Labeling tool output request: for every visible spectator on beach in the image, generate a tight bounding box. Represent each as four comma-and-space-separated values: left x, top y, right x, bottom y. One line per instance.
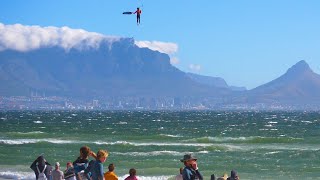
227, 170, 239, 180
90, 149, 109, 180
217, 173, 228, 180
73, 146, 97, 180
52, 162, 64, 180
104, 163, 118, 180
180, 154, 203, 180
64, 162, 76, 180
30, 154, 53, 180
124, 168, 138, 180
175, 167, 183, 180
210, 173, 215, 180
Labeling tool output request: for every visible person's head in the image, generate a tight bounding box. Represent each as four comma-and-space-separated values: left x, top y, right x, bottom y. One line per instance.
129, 168, 136, 176
97, 149, 108, 163
230, 170, 239, 179
180, 154, 197, 167
80, 146, 91, 159
230, 170, 237, 178
108, 163, 115, 172
37, 155, 46, 166
137, 7, 139, 10
66, 162, 73, 168
55, 162, 60, 170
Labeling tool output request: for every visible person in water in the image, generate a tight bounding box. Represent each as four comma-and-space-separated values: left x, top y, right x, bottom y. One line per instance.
133, 7, 142, 25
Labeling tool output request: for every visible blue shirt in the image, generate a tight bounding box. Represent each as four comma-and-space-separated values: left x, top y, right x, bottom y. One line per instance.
182, 166, 203, 180
90, 160, 104, 180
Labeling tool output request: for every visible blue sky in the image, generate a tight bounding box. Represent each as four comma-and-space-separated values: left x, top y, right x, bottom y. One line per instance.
1, 0, 320, 89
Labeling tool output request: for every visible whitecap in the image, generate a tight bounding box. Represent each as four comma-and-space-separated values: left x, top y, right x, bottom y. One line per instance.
301, 120, 312, 124
268, 121, 278, 124
265, 151, 281, 155
0, 171, 35, 180
16, 131, 44, 135
160, 134, 182, 138
118, 175, 174, 180
33, 121, 42, 124
113, 150, 181, 156
198, 150, 209, 154
0, 138, 83, 145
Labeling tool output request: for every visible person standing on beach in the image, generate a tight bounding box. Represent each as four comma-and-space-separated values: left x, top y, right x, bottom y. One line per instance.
227, 170, 239, 180
64, 162, 76, 180
30, 155, 52, 180
73, 146, 97, 180
90, 150, 109, 180
124, 168, 138, 180
104, 163, 118, 180
180, 154, 203, 180
52, 162, 64, 180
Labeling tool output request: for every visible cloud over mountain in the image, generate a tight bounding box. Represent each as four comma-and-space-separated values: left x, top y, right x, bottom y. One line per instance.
0, 23, 121, 52
189, 64, 201, 72
134, 40, 178, 55
0, 23, 181, 57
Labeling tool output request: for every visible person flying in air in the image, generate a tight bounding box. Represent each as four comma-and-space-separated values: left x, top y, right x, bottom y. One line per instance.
133, 7, 142, 25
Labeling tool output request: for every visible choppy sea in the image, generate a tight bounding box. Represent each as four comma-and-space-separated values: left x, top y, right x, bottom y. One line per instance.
0, 110, 320, 180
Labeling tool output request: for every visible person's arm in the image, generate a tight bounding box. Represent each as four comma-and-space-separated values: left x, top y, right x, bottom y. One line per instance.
98, 163, 104, 180
30, 159, 37, 171
195, 170, 203, 180
133, 10, 137, 14
191, 162, 203, 180
90, 151, 97, 160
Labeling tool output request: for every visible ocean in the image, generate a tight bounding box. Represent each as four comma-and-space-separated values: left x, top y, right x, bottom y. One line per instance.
0, 110, 319, 180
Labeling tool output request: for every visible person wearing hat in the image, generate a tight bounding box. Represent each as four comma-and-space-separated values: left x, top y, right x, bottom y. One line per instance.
180, 154, 203, 180
52, 162, 64, 180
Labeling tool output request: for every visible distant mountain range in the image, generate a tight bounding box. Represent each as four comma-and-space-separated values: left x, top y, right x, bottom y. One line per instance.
246, 60, 320, 104
186, 73, 246, 91
0, 38, 229, 98
1, 24, 320, 107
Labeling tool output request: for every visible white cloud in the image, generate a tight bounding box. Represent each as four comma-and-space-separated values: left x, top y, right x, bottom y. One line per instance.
134, 40, 178, 55
0, 23, 182, 66
189, 64, 201, 72
0, 23, 120, 52
170, 57, 180, 65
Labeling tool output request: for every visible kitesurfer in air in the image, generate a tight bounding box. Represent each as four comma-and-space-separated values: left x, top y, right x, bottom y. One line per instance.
133, 7, 142, 25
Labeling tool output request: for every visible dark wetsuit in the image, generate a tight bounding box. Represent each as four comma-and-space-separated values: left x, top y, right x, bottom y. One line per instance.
134, 9, 142, 24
